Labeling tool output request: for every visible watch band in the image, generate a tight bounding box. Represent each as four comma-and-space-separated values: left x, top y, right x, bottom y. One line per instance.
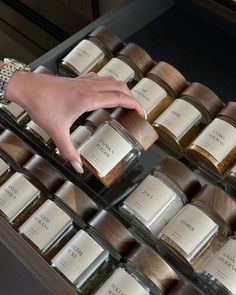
0, 58, 30, 105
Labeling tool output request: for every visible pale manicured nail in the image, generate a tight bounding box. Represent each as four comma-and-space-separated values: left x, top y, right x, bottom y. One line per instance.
70, 160, 84, 174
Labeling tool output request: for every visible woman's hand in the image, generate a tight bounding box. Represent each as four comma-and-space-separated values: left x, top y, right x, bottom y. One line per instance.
6, 71, 144, 173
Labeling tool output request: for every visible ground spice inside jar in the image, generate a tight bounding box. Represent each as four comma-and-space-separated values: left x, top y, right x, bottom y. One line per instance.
186, 102, 236, 175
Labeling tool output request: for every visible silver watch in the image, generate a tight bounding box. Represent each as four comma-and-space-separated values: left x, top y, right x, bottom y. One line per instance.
0, 58, 30, 104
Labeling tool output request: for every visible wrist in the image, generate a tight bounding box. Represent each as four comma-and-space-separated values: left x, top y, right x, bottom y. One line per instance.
6, 70, 33, 106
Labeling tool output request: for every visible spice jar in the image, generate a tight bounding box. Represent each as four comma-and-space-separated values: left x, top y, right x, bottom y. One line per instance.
158, 185, 236, 271
0, 130, 32, 169
97, 43, 154, 88
124, 244, 178, 295
59, 26, 123, 77
94, 266, 150, 295
0, 155, 64, 228
167, 281, 201, 295
0, 102, 30, 127
70, 109, 111, 151
199, 236, 236, 295
51, 210, 136, 294
79, 108, 158, 186
120, 156, 201, 237
131, 62, 188, 123
54, 180, 99, 226
19, 199, 77, 261
0, 157, 14, 185
186, 102, 236, 175
153, 82, 223, 154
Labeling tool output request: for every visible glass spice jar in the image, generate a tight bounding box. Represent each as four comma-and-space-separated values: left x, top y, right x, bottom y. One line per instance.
97, 43, 154, 88
167, 281, 202, 295
19, 199, 77, 261
0, 155, 64, 229
79, 108, 158, 186
120, 156, 201, 237
0, 130, 33, 169
70, 109, 111, 151
0, 102, 30, 127
153, 82, 223, 155
124, 244, 178, 295
54, 180, 99, 227
59, 26, 123, 77
186, 102, 236, 175
199, 236, 236, 295
94, 266, 150, 295
131, 62, 188, 123
51, 210, 137, 295
158, 185, 236, 271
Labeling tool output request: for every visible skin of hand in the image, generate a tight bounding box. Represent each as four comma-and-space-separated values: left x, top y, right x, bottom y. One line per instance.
5, 70, 144, 173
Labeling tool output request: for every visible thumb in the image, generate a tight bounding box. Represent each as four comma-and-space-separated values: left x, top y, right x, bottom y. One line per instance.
52, 129, 84, 174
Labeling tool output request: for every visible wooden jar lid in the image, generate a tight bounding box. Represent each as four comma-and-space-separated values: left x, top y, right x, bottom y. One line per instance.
88, 210, 137, 256
55, 181, 99, 221
117, 43, 154, 76
23, 155, 64, 192
192, 184, 236, 231
217, 101, 236, 123
112, 108, 158, 150
148, 62, 188, 98
167, 281, 201, 295
86, 109, 111, 128
0, 130, 32, 166
181, 82, 223, 121
153, 156, 201, 200
127, 244, 178, 293
89, 25, 123, 55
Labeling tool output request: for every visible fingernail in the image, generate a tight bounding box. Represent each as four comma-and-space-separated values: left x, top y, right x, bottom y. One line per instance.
70, 160, 84, 174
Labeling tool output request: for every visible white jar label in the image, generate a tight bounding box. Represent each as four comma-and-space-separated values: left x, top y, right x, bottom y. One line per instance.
1, 102, 25, 119
95, 267, 149, 295
124, 175, 177, 225
19, 200, 72, 252
80, 124, 132, 177
51, 230, 104, 283
193, 118, 236, 163
154, 99, 202, 140
63, 39, 105, 74
131, 78, 167, 116
160, 204, 218, 257
0, 172, 40, 221
202, 239, 236, 294
27, 121, 51, 143
97, 58, 135, 83
70, 125, 92, 150
0, 158, 9, 177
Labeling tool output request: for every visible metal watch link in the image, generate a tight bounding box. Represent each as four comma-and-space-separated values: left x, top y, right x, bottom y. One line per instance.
0, 58, 31, 104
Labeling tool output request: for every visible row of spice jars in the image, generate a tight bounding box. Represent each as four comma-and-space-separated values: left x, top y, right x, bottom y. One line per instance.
0, 131, 234, 294
118, 156, 236, 275
1, 39, 234, 186
17, 198, 180, 295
